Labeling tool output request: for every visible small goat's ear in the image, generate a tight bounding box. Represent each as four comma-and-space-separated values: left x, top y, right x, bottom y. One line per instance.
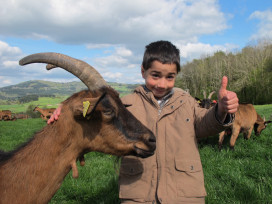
195, 97, 201, 104
73, 96, 102, 118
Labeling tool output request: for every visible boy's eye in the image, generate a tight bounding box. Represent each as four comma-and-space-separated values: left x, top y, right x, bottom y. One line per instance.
151, 73, 160, 78
167, 75, 175, 80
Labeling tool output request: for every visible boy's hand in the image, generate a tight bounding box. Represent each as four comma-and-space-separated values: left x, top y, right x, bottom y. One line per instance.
47, 105, 62, 124
217, 76, 239, 122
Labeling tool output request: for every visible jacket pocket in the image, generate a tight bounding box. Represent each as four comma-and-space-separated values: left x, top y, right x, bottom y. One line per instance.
119, 160, 143, 177
119, 158, 151, 199
175, 159, 207, 197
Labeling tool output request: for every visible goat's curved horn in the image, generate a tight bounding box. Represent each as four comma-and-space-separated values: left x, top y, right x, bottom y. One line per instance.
203, 91, 206, 98
19, 52, 107, 90
208, 91, 215, 99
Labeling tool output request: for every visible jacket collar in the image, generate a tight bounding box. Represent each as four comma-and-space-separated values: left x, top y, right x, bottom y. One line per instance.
135, 85, 187, 108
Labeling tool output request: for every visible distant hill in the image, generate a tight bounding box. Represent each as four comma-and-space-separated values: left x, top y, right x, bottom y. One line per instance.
0, 80, 139, 100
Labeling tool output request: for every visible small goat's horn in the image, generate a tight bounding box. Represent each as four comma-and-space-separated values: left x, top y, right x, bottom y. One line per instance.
203, 91, 206, 98
19, 52, 107, 90
208, 91, 215, 99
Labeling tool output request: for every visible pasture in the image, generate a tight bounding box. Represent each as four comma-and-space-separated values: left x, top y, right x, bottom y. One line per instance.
0, 105, 272, 203
0, 96, 67, 114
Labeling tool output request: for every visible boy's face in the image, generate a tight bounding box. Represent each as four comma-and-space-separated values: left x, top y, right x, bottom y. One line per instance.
141, 60, 177, 99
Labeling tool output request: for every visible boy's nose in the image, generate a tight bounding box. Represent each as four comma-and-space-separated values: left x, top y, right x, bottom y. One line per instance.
157, 78, 167, 88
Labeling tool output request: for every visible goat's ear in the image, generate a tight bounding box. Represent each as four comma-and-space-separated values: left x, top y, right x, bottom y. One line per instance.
195, 97, 201, 103
73, 96, 102, 118
265, 120, 272, 125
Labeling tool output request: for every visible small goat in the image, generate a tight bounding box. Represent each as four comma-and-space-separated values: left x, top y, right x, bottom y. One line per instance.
0, 53, 156, 204
218, 103, 271, 150
33, 106, 56, 120
195, 91, 216, 109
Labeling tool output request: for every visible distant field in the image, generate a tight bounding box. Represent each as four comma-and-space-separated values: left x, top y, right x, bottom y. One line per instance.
0, 83, 136, 114
0, 96, 68, 113
0, 105, 272, 203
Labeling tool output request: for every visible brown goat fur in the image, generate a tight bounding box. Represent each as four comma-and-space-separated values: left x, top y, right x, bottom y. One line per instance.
0, 87, 156, 203
218, 103, 271, 150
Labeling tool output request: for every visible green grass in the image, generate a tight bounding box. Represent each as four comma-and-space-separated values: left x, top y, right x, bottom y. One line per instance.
0, 118, 46, 151
0, 96, 68, 113
50, 153, 120, 204
0, 105, 272, 203
199, 104, 272, 203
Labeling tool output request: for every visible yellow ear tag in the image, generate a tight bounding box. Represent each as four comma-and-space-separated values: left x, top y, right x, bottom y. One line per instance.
83, 101, 91, 117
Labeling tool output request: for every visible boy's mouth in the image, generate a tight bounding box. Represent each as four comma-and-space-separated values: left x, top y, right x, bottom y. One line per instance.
155, 88, 167, 95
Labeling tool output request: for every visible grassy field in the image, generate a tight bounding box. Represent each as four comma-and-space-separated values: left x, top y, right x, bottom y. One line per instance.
0, 96, 68, 113
0, 105, 272, 203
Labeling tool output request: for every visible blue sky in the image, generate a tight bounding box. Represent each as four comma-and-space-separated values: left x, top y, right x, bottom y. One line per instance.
0, 0, 271, 87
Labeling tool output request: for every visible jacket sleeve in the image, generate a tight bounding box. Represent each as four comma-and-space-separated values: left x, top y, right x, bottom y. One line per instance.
192, 97, 233, 139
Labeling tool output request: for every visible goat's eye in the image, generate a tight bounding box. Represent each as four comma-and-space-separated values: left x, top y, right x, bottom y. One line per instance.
103, 109, 114, 117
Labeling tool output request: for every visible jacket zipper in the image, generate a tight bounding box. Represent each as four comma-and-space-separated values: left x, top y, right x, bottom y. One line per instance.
156, 105, 162, 203
158, 107, 162, 116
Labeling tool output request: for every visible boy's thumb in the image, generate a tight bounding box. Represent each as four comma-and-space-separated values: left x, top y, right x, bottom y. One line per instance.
218, 76, 228, 99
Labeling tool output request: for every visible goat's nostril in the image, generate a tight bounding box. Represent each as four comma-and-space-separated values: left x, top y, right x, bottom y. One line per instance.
149, 137, 156, 143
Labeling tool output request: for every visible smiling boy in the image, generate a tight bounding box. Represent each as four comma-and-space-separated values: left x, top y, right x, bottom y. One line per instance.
118, 40, 238, 203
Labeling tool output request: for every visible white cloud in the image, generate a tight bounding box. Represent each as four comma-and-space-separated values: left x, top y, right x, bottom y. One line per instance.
0, 0, 227, 44
3, 60, 18, 67
0, 76, 16, 87
86, 44, 112, 49
249, 9, 272, 40
0, 0, 236, 87
178, 42, 238, 62
94, 46, 136, 68
2, 79, 12, 86
115, 47, 132, 57
103, 72, 123, 79
0, 41, 22, 58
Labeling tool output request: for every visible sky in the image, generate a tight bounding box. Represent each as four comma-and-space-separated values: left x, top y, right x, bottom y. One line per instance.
0, 0, 272, 88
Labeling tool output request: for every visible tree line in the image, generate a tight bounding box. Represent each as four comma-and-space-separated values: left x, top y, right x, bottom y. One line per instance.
18, 94, 56, 104
175, 40, 272, 105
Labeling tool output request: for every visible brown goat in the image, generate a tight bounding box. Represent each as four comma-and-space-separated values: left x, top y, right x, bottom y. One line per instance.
13, 114, 29, 120
0, 110, 12, 121
218, 103, 272, 150
33, 106, 56, 120
0, 53, 156, 204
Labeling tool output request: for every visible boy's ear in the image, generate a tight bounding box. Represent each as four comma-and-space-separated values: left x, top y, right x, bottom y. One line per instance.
73, 96, 102, 118
141, 66, 145, 78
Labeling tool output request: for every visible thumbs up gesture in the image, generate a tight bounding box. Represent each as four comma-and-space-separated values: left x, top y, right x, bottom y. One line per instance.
217, 76, 239, 122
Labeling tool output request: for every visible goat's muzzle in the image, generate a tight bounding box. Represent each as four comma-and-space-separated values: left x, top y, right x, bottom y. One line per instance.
133, 133, 156, 158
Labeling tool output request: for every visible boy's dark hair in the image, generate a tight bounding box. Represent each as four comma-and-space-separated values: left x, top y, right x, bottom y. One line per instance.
142, 40, 180, 72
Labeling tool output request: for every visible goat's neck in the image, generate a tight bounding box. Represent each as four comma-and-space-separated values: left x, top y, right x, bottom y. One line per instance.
0, 120, 84, 204
37, 107, 48, 115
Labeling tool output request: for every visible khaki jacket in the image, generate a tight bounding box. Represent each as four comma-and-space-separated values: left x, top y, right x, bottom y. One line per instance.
119, 86, 231, 204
